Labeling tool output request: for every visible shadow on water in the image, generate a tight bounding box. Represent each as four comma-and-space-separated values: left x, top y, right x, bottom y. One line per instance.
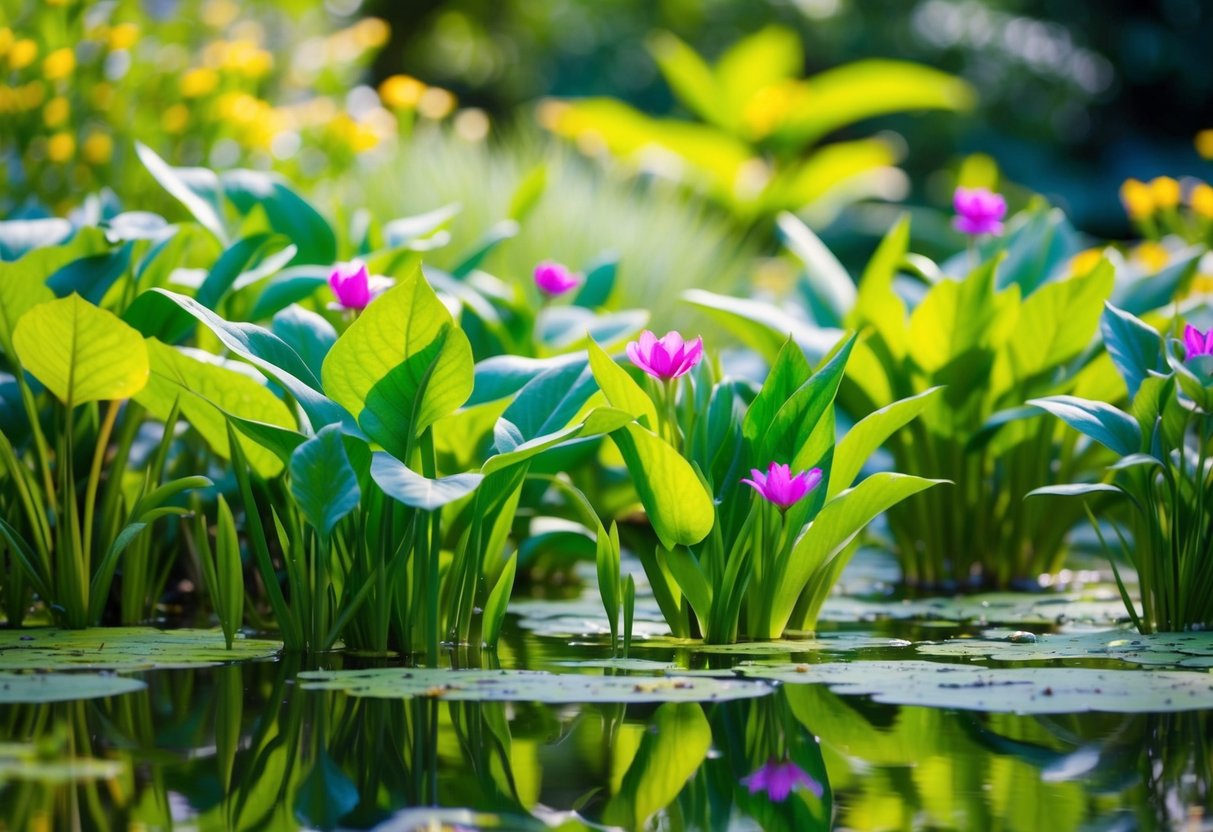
0, 628, 1210, 830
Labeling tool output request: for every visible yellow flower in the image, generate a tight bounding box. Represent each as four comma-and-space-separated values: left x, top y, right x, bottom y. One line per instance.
0, 28, 13, 59
9, 39, 38, 71
1150, 176, 1181, 210
107, 23, 140, 52
1120, 178, 1154, 220
1134, 242, 1170, 273
222, 40, 273, 78
1192, 183, 1213, 220
1068, 247, 1107, 277
161, 104, 189, 134
180, 67, 219, 98
354, 18, 391, 49
42, 48, 76, 81
46, 132, 76, 163
82, 131, 113, 165
417, 87, 456, 120
43, 96, 70, 127
1198, 130, 1213, 161
379, 74, 425, 110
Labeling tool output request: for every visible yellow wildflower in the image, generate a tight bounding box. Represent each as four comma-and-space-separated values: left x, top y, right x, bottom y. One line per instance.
1192, 183, 1213, 220
379, 75, 425, 110
1134, 242, 1170, 273
42, 48, 76, 81
43, 96, 70, 127
107, 23, 140, 52
180, 67, 219, 98
0, 28, 13, 59
161, 104, 189, 134
47, 132, 76, 163
1198, 130, 1213, 161
82, 131, 113, 165
354, 18, 391, 49
1120, 179, 1154, 220
9, 39, 38, 71
1150, 176, 1181, 210
417, 87, 456, 120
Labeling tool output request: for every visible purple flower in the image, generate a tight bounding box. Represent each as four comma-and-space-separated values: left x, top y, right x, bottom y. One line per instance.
329, 260, 373, 310
953, 187, 1007, 236
741, 759, 823, 803
533, 260, 580, 297
626, 330, 703, 381
1185, 324, 1213, 359
742, 463, 822, 510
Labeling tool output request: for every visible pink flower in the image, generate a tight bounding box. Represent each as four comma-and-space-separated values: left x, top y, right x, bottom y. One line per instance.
533, 260, 580, 297
953, 187, 1007, 236
741, 759, 823, 803
625, 330, 703, 381
1184, 324, 1213, 359
742, 462, 822, 510
329, 260, 373, 310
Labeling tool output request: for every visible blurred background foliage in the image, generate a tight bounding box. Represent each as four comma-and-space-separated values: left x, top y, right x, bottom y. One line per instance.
2, 0, 1212, 302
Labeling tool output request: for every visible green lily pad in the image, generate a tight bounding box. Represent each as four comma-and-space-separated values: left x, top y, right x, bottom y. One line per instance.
819, 591, 1130, 627
634, 634, 912, 655
298, 668, 772, 703
552, 658, 680, 671
0, 672, 145, 703
0, 628, 281, 671
916, 628, 1213, 667
736, 660, 1213, 713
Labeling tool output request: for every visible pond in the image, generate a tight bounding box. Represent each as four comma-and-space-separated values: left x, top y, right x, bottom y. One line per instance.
0, 553, 1203, 831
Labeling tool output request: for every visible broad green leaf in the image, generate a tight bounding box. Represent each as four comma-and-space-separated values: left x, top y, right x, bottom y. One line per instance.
483, 407, 633, 475
850, 216, 910, 359
682, 288, 842, 365
470, 353, 585, 406
588, 339, 657, 428
494, 359, 597, 451
536, 306, 648, 351
1100, 302, 1162, 398
762, 138, 898, 213
135, 341, 295, 477
762, 334, 855, 465
46, 243, 132, 305
290, 425, 361, 538
370, 452, 482, 510
610, 423, 714, 549
222, 169, 336, 265
13, 295, 148, 405
322, 265, 472, 439
1115, 245, 1202, 315
648, 31, 728, 128
604, 703, 712, 830
125, 288, 343, 430
452, 220, 519, 278
716, 25, 802, 118
0, 228, 108, 353
664, 547, 712, 626
743, 336, 812, 444
1029, 395, 1141, 456
1002, 260, 1113, 383
0, 672, 145, 703
196, 233, 295, 310
271, 304, 336, 382
771, 473, 945, 634
772, 60, 974, 148
136, 142, 228, 243
573, 254, 617, 308
830, 387, 942, 498
0, 627, 280, 670
908, 258, 1017, 375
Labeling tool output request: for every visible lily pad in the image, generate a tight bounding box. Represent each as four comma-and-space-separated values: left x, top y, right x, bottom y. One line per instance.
818, 591, 1130, 627
736, 660, 1213, 713
298, 668, 772, 703
916, 628, 1213, 668
634, 634, 912, 656
0, 628, 281, 671
0, 672, 145, 703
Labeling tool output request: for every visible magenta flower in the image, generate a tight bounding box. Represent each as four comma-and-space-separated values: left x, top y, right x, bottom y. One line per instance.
953, 187, 1007, 236
1184, 324, 1213, 359
742, 462, 822, 510
626, 330, 704, 381
533, 260, 580, 297
329, 260, 373, 310
741, 759, 823, 803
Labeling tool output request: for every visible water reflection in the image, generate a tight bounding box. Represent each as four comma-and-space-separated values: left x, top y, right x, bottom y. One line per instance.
0, 655, 1211, 830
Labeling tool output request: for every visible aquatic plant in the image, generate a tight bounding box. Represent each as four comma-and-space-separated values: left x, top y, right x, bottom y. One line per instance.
952, 186, 1008, 237
1031, 304, 1213, 633
588, 332, 943, 642
532, 260, 580, 297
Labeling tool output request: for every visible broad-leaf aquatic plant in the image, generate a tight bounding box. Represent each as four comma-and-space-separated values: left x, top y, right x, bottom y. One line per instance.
588, 331, 943, 642
1031, 305, 1213, 633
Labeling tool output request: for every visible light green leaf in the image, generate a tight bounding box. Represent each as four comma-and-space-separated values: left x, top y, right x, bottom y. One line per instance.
588, 339, 657, 428
135, 340, 295, 477
829, 387, 942, 498
370, 452, 482, 511
850, 216, 911, 360
12, 294, 149, 405
0, 628, 280, 670
136, 142, 228, 243
682, 289, 842, 365
290, 425, 361, 538
1100, 302, 1162, 399
716, 25, 802, 117
648, 31, 728, 129
610, 423, 714, 549
322, 265, 473, 439
1029, 395, 1141, 456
